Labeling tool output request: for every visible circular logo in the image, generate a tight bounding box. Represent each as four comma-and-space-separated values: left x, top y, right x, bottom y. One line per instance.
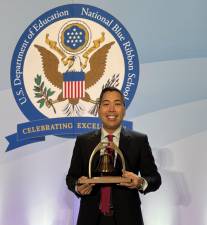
11, 4, 139, 121
59, 20, 91, 54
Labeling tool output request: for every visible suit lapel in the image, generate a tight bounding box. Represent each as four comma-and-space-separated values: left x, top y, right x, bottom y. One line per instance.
88, 129, 101, 151
119, 128, 130, 153
87, 130, 102, 174
119, 128, 131, 170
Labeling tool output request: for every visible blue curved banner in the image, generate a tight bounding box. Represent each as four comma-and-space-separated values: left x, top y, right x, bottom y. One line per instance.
6, 117, 132, 151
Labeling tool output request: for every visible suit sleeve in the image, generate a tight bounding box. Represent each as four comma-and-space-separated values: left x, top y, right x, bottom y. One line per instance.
66, 137, 83, 196
139, 135, 161, 194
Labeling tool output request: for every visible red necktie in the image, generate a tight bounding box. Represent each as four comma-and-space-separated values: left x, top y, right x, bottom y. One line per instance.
100, 134, 114, 215
106, 134, 114, 158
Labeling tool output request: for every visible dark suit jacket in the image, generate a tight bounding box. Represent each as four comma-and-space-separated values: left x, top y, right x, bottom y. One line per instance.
66, 128, 161, 225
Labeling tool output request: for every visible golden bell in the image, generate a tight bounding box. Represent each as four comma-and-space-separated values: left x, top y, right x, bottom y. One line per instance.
96, 152, 114, 176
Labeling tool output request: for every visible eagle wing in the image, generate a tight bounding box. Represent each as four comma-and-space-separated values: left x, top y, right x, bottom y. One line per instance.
34, 44, 63, 89
85, 41, 115, 89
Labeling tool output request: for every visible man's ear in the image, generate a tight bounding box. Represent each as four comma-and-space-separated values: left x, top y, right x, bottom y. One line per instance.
123, 106, 126, 116
97, 106, 100, 117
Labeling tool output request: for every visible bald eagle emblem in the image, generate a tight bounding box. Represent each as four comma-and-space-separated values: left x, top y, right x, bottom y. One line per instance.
33, 22, 119, 116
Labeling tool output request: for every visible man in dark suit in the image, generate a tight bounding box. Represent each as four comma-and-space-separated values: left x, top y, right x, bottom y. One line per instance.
66, 87, 161, 225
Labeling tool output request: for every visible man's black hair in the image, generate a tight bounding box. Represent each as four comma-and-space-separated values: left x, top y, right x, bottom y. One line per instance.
99, 87, 125, 106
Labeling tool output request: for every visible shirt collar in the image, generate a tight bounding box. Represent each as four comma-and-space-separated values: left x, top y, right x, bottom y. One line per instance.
101, 126, 122, 140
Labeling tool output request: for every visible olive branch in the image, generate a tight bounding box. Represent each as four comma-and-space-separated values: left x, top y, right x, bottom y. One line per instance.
33, 74, 56, 113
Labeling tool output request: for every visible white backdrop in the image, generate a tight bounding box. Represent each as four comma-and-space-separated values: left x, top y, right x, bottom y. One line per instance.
1, 1, 207, 225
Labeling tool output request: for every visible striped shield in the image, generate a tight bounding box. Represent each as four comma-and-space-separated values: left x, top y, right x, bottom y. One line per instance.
63, 71, 85, 99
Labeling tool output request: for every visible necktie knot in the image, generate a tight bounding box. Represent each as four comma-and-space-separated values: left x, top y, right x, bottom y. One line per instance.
107, 134, 114, 142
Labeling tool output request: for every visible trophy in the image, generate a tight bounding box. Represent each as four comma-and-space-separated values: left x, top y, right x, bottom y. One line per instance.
78, 142, 131, 184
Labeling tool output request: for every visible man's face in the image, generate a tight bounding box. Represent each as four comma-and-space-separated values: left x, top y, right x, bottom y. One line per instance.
98, 91, 126, 133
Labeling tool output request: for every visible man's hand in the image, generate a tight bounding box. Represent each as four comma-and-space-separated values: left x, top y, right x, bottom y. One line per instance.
119, 171, 144, 189
77, 176, 95, 195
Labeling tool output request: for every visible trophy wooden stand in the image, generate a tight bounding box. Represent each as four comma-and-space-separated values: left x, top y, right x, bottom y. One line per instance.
78, 176, 131, 184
